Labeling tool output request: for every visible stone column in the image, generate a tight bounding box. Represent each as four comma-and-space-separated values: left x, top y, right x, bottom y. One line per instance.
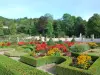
91, 34, 94, 41
80, 33, 83, 41
17, 37, 19, 42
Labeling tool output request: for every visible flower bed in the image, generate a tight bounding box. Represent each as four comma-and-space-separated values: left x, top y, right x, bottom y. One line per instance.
71, 54, 93, 69
55, 54, 99, 75
1, 40, 100, 75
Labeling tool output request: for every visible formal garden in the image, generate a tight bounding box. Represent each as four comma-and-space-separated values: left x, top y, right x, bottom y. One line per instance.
0, 35, 100, 75
0, 11, 100, 75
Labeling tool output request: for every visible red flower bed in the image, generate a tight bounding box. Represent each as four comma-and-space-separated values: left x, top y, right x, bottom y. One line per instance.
18, 41, 25, 46
6, 42, 11, 46
36, 42, 47, 51
48, 44, 68, 52
64, 41, 75, 47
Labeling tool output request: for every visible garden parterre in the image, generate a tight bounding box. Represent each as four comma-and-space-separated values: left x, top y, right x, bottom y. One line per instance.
0, 39, 100, 75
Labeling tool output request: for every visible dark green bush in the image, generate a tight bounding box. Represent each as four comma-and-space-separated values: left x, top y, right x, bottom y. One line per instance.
70, 43, 90, 52
56, 40, 63, 44
0, 55, 51, 75
20, 55, 66, 67
71, 37, 75, 42
47, 37, 55, 45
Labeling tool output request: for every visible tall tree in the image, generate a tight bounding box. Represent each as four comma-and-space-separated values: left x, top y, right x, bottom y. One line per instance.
37, 16, 47, 35
45, 13, 53, 37
87, 13, 100, 37
0, 21, 4, 36
62, 13, 74, 36
9, 21, 17, 35
53, 20, 62, 37
75, 17, 86, 36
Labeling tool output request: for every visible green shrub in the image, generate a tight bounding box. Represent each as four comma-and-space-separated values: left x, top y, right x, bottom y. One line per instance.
56, 40, 63, 44
96, 43, 100, 47
22, 44, 35, 52
20, 55, 66, 67
47, 37, 55, 45
0, 55, 51, 75
70, 43, 90, 52
71, 38, 75, 42
9, 35, 17, 43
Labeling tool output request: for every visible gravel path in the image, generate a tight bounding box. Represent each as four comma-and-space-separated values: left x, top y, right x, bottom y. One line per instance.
0, 52, 4, 55
0, 51, 20, 61
37, 63, 56, 75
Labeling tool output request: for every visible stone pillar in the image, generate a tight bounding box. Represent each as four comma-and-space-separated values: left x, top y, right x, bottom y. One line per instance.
80, 33, 83, 41
91, 34, 94, 41
17, 37, 19, 42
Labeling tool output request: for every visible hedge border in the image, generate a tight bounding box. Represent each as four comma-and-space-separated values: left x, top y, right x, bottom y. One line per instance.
20, 55, 67, 67
55, 53, 100, 75
0, 55, 51, 75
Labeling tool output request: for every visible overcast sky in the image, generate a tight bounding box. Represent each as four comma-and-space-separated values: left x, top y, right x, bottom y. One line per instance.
0, 0, 100, 20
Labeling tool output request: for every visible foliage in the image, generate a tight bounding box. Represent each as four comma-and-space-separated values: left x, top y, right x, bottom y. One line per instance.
4, 50, 27, 57
0, 21, 4, 36
20, 55, 66, 67
47, 37, 55, 45
0, 55, 51, 75
87, 14, 100, 37
71, 37, 75, 42
62, 13, 75, 36
9, 35, 18, 43
22, 44, 35, 52
53, 20, 62, 37
57, 40, 63, 44
39, 34, 42, 41
75, 17, 86, 36
45, 13, 54, 37
70, 43, 90, 52
55, 55, 100, 75
0, 13, 100, 37
46, 21, 53, 37
88, 42, 98, 49
9, 21, 17, 35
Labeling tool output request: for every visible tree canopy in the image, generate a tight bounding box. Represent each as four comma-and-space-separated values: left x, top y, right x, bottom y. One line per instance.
0, 13, 100, 38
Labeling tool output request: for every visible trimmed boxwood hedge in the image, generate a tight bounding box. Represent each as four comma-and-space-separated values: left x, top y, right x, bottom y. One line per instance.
20, 53, 100, 75
20, 55, 66, 67
55, 55, 100, 75
0, 55, 51, 75
4, 51, 27, 57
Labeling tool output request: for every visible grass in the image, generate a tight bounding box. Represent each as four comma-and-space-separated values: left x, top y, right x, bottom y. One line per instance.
83, 48, 100, 56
